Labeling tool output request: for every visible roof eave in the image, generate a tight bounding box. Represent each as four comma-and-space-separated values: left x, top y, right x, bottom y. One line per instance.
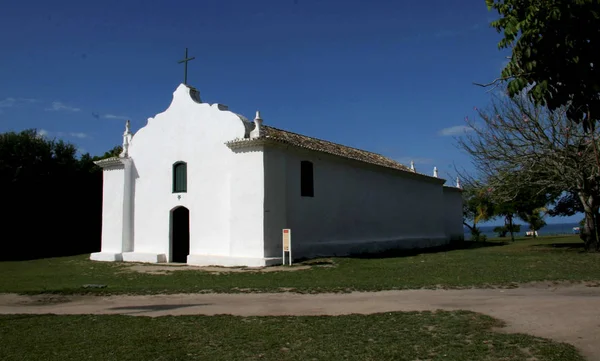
225, 136, 448, 184
93, 156, 128, 169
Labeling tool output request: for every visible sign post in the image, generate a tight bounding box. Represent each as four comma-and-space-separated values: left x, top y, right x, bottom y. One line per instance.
282, 229, 292, 266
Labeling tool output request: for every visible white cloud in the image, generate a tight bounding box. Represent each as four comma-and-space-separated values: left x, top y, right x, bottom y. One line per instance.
0, 97, 16, 108
0, 97, 38, 108
438, 125, 474, 136
103, 114, 129, 120
37, 130, 89, 139
46, 101, 81, 112
69, 132, 88, 139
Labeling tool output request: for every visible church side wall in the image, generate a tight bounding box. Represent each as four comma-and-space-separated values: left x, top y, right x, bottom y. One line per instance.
263, 146, 289, 258
100, 168, 126, 253
228, 146, 266, 258
442, 187, 464, 242
272, 148, 448, 259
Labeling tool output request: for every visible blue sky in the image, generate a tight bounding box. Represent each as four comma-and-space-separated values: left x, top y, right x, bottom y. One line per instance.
0, 0, 580, 225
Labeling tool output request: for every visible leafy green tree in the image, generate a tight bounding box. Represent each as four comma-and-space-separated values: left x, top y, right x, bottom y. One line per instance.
0, 129, 120, 260
548, 192, 585, 217
518, 207, 547, 237
488, 177, 554, 241
92, 145, 122, 161
484, 0, 600, 130
462, 182, 495, 241
493, 201, 518, 242
493, 224, 521, 237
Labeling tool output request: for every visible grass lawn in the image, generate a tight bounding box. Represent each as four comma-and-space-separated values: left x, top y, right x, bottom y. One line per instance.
0, 311, 584, 361
0, 235, 599, 295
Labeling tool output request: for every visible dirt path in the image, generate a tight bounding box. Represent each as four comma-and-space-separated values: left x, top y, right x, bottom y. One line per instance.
1, 283, 599, 360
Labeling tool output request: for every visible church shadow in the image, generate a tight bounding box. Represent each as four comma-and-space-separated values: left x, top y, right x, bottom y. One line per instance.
531, 242, 586, 251
341, 241, 508, 260
107, 303, 212, 314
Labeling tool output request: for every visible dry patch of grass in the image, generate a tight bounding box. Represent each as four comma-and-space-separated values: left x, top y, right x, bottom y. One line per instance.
121, 258, 337, 275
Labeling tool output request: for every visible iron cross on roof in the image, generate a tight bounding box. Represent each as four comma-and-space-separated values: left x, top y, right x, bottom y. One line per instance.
178, 48, 195, 85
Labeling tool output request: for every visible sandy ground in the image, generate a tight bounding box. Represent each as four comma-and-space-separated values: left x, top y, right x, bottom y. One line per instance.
1, 283, 599, 360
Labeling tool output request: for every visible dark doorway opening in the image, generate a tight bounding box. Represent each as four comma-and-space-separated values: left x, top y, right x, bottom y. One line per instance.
171, 207, 190, 263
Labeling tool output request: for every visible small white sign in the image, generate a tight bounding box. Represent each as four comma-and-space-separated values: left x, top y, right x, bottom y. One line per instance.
282, 229, 292, 265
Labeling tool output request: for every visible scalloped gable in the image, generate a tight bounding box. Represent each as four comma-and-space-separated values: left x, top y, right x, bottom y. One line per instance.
127, 84, 254, 150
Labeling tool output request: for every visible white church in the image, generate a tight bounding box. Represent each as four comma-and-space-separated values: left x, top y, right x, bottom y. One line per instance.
91, 83, 464, 267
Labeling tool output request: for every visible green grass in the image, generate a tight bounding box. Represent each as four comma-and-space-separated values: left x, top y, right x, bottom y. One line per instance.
1, 235, 599, 295
0, 311, 584, 361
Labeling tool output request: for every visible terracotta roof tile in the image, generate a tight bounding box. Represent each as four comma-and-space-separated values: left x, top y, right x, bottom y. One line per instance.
261, 126, 409, 172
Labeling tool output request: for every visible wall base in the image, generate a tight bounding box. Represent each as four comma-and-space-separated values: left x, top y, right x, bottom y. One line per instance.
291, 236, 450, 259
90, 252, 123, 262
187, 254, 282, 267
122, 252, 167, 263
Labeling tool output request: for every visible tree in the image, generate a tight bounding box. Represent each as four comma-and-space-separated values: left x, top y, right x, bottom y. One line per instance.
0, 129, 119, 260
493, 200, 518, 242
462, 181, 495, 241
490, 178, 553, 241
483, 0, 600, 130
458, 93, 600, 251
547, 191, 589, 218
493, 224, 521, 237
92, 145, 122, 161
519, 207, 547, 237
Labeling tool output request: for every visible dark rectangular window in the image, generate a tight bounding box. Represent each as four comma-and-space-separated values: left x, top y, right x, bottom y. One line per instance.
301, 160, 314, 197
173, 162, 187, 193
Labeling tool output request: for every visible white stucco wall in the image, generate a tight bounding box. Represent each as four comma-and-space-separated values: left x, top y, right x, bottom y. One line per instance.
228, 146, 266, 259
263, 146, 289, 258
99, 167, 126, 253
125, 84, 262, 263
442, 186, 464, 241
263, 146, 450, 259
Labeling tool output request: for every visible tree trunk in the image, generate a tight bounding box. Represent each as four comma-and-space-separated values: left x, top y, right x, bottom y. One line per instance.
505, 214, 515, 242
580, 211, 598, 251
463, 221, 475, 234
578, 192, 600, 252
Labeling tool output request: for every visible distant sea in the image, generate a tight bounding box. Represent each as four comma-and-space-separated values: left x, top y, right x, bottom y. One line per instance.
464, 222, 580, 240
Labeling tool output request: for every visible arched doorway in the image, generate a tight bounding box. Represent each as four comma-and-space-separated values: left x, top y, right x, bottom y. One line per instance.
170, 206, 190, 263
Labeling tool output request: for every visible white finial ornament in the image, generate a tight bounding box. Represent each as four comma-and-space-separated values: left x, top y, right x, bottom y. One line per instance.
250, 110, 263, 139
410, 160, 416, 172
456, 176, 461, 188
119, 120, 133, 158
433, 166, 438, 178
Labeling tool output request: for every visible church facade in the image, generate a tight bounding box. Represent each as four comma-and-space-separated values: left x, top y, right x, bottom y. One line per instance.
91, 84, 463, 267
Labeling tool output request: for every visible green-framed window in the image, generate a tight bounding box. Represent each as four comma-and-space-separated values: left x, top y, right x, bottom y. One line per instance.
173, 161, 187, 193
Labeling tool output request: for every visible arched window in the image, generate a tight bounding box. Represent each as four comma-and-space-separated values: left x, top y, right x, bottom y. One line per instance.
300, 160, 314, 197
173, 161, 187, 193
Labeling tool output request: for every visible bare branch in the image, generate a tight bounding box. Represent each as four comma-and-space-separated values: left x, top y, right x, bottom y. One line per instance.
473, 76, 513, 88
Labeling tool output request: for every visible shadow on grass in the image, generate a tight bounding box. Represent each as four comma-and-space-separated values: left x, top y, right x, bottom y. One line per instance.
296, 241, 509, 262
108, 303, 212, 314
348, 241, 509, 260
0, 314, 47, 323
531, 242, 586, 250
